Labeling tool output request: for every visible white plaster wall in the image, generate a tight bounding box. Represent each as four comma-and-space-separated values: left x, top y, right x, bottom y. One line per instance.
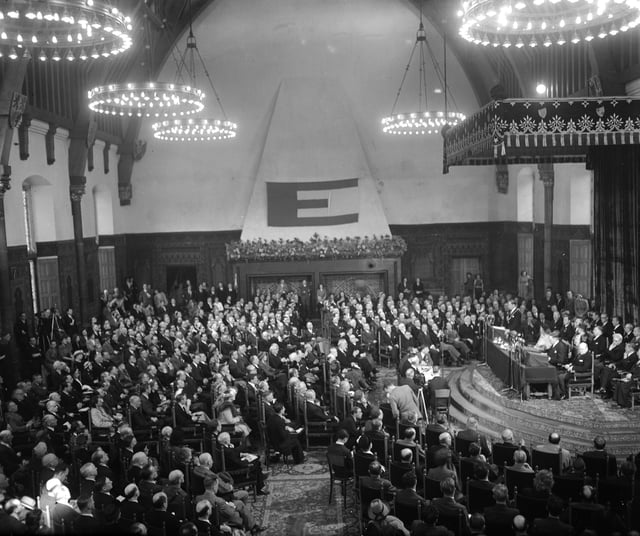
6, 121, 120, 247
125, 0, 508, 232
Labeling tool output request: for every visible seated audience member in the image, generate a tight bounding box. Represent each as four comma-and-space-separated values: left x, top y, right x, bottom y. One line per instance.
395, 470, 428, 510
529, 495, 572, 536
534, 432, 571, 471
431, 477, 471, 530
410, 504, 454, 536
360, 460, 396, 501
511, 449, 534, 473
483, 484, 520, 536
365, 498, 410, 536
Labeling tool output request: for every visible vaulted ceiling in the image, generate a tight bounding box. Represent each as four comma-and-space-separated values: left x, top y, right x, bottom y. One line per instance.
9, 0, 640, 147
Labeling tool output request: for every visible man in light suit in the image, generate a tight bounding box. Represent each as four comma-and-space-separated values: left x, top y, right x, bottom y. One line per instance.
384, 379, 420, 421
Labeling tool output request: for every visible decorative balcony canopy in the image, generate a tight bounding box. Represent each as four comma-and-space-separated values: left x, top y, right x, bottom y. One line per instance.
442, 97, 640, 172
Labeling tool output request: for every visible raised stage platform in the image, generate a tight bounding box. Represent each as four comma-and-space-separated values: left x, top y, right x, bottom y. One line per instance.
447, 364, 640, 461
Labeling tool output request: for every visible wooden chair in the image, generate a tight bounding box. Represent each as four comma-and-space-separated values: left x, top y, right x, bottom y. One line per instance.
378, 331, 393, 368
458, 457, 477, 484
301, 397, 334, 450
423, 476, 444, 500
531, 448, 562, 475
359, 482, 384, 534
491, 443, 518, 469
212, 440, 258, 500
515, 492, 548, 523
370, 436, 389, 462
466, 478, 496, 513
454, 433, 479, 458
567, 357, 595, 398
434, 389, 451, 420
389, 458, 413, 488
581, 452, 614, 480
552, 474, 585, 504
327, 451, 354, 508
504, 467, 534, 499
393, 497, 423, 528
437, 509, 465, 536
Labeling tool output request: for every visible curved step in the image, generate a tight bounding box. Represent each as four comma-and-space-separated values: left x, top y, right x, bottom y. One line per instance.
445, 365, 640, 459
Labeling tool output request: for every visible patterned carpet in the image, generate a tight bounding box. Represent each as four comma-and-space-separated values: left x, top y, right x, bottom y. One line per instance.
255, 451, 360, 536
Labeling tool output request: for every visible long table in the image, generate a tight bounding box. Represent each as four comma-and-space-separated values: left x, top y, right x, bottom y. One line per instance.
484, 330, 558, 399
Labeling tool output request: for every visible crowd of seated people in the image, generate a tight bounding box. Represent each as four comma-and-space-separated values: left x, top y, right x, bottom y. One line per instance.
1, 276, 639, 535
350, 420, 640, 536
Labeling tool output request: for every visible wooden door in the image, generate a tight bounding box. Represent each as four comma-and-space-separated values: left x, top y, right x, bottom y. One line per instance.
37, 257, 60, 311
98, 246, 117, 293
450, 257, 480, 296
570, 240, 592, 297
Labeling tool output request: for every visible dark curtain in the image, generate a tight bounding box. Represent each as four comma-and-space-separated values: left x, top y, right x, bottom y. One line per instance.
591, 146, 640, 323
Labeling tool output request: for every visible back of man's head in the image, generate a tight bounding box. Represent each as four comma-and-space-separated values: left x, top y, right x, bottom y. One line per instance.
152, 492, 168, 510
336, 428, 349, 442
400, 448, 413, 463
440, 477, 456, 496
492, 484, 508, 503
593, 436, 606, 450
548, 432, 561, 445
400, 470, 417, 490
368, 461, 383, 477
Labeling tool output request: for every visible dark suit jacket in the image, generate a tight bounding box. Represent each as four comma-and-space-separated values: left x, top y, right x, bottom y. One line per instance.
119, 500, 146, 522
530, 516, 574, 536
130, 407, 153, 428
547, 341, 570, 368
306, 401, 331, 422
0, 443, 20, 476
75, 514, 102, 534
483, 503, 520, 536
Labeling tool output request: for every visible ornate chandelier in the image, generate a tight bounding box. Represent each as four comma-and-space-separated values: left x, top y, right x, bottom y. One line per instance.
382, 13, 465, 136
0, 0, 133, 62
87, 82, 204, 118
149, 17, 236, 142
152, 118, 237, 141
459, 0, 640, 48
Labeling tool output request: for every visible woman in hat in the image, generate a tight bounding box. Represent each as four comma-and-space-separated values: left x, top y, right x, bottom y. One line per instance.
365, 498, 409, 535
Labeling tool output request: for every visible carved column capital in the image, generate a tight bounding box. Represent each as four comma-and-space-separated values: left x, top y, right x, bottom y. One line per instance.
538, 162, 555, 188
69, 175, 86, 203
118, 183, 132, 206
0, 165, 11, 195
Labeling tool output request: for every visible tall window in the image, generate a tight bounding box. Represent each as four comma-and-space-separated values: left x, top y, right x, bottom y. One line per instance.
22, 185, 37, 255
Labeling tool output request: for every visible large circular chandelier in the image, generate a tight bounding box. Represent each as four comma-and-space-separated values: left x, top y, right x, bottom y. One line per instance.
0, 0, 133, 61
87, 82, 205, 118
382, 15, 465, 136
152, 118, 237, 141
382, 111, 466, 135
459, 0, 640, 48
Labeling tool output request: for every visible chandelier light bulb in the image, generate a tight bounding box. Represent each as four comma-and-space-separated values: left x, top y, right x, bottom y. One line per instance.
458, 0, 639, 49
0, 0, 134, 61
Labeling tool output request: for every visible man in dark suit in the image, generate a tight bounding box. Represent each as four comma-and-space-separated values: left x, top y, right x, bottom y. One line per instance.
395, 470, 428, 511
547, 332, 570, 398
0, 430, 21, 477
217, 432, 269, 495
129, 395, 155, 428
581, 435, 617, 479
506, 301, 523, 334
529, 495, 573, 536
431, 477, 471, 534
455, 417, 491, 459
411, 505, 455, 536
74, 494, 102, 534
266, 402, 304, 464
359, 460, 396, 502
483, 484, 520, 536
146, 491, 181, 535
338, 406, 363, 450
327, 429, 352, 471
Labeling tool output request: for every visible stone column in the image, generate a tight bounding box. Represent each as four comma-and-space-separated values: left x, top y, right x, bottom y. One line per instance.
538, 163, 555, 291
0, 60, 29, 333
69, 176, 89, 323
0, 167, 12, 333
